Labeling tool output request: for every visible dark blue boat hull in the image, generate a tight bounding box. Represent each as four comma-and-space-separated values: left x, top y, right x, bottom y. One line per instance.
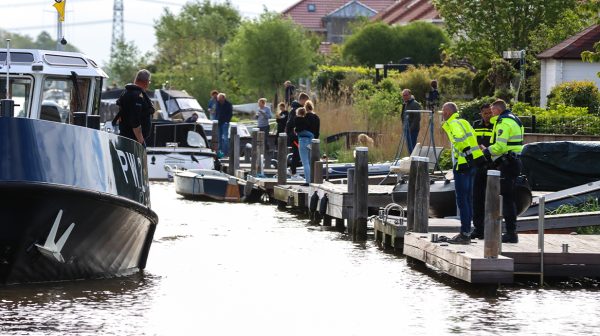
0, 118, 158, 285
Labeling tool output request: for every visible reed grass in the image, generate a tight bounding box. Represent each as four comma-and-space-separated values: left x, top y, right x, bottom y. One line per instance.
316, 98, 450, 163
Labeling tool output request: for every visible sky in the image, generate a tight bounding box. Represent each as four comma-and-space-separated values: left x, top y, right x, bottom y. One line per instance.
1, 0, 299, 65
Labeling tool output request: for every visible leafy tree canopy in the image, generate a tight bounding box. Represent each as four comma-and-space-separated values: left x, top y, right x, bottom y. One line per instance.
342, 21, 449, 66
0, 29, 78, 52
432, 0, 577, 68
223, 12, 317, 101
106, 39, 150, 87
153, 0, 241, 105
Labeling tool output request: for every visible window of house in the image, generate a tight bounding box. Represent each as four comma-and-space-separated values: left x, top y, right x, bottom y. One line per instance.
307, 4, 316, 12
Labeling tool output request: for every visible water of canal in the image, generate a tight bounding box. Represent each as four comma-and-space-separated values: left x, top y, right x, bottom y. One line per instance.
1, 182, 599, 335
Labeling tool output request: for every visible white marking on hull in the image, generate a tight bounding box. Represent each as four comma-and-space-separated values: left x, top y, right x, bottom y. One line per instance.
35, 210, 75, 263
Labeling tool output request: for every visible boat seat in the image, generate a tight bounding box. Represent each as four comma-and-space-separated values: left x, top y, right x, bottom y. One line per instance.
40, 104, 62, 123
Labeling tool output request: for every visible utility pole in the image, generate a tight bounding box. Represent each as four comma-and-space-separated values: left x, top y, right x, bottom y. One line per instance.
111, 0, 124, 55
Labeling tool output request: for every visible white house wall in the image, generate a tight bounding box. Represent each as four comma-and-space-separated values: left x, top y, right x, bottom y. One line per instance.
540, 59, 600, 108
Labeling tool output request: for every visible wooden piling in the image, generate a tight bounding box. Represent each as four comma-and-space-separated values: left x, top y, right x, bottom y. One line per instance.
413, 156, 429, 233
211, 120, 219, 153
228, 125, 239, 176
257, 131, 265, 176
277, 133, 288, 186
484, 170, 502, 258
347, 168, 355, 234
313, 161, 324, 184
310, 139, 320, 183
250, 128, 259, 176
244, 144, 252, 164
406, 157, 418, 232
353, 147, 369, 241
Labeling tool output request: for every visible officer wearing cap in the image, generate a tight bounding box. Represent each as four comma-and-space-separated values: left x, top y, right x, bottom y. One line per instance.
482, 99, 524, 243
470, 103, 494, 239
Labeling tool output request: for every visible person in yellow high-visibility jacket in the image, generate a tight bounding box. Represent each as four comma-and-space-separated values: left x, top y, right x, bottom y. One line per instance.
482, 99, 524, 243
441, 102, 485, 245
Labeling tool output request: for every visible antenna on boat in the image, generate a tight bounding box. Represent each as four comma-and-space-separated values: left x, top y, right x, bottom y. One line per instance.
1, 39, 14, 118
53, 0, 67, 51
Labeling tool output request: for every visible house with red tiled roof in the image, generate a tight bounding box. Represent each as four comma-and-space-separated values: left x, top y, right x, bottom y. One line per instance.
282, 0, 395, 44
372, 0, 441, 25
537, 24, 600, 107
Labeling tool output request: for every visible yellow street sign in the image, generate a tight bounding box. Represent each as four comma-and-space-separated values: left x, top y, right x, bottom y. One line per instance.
53, 0, 66, 22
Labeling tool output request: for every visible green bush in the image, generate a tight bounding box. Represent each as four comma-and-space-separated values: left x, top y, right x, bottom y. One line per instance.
457, 96, 495, 123
548, 80, 600, 115
486, 59, 517, 90
390, 66, 474, 103
438, 148, 453, 170
315, 65, 373, 100
471, 70, 494, 98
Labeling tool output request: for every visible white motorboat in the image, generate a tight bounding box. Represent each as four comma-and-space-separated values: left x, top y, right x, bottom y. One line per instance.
170, 168, 245, 202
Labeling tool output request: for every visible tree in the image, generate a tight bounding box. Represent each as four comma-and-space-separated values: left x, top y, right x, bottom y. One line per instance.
106, 39, 147, 87
153, 0, 241, 105
223, 12, 317, 101
0, 29, 78, 52
432, 0, 577, 68
342, 21, 449, 66
342, 22, 397, 65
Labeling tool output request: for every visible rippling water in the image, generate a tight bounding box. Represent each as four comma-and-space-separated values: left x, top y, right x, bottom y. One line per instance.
1, 182, 600, 335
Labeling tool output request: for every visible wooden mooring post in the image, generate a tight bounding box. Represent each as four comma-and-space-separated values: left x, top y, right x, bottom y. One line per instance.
313, 161, 324, 184
257, 131, 265, 176
277, 133, 288, 186
484, 170, 502, 258
227, 125, 240, 176
310, 139, 320, 183
347, 168, 355, 234
407, 156, 429, 232
211, 120, 219, 153
352, 147, 368, 241
250, 128, 259, 176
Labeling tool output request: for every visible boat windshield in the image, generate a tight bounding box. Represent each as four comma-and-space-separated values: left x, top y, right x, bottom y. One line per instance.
0, 77, 33, 118
165, 97, 204, 117
42, 76, 91, 123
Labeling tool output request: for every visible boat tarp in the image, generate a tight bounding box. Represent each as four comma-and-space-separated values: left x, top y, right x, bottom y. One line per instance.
521, 141, 600, 191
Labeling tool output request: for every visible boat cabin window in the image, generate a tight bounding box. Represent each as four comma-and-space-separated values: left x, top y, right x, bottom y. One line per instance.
0, 52, 34, 63
0, 77, 33, 118
42, 77, 91, 123
165, 97, 204, 117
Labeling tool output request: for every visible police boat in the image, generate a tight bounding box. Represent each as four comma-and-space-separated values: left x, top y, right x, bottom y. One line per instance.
0, 47, 158, 285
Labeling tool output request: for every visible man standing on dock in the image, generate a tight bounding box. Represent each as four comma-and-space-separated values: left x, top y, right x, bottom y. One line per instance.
286, 92, 309, 179
216, 93, 233, 158
482, 99, 524, 243
401, 89, 422, 155
441, 102, 485, 244
471, 104, 495, 239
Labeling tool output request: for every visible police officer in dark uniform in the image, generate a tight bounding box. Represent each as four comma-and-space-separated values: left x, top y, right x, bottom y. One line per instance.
115, 69, 154, 146
470, 103, 494, 239
482, 99, 525, 243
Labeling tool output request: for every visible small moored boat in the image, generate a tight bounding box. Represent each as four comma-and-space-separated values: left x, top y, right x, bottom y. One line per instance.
171, 168, 245, 202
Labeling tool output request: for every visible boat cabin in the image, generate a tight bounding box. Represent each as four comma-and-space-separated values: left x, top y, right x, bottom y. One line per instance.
0, 49, 107, 123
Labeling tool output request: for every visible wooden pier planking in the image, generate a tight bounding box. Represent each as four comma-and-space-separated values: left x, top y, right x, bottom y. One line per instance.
273, 184, 310, 208
403, 232, 514, 284
403, 232, 600, 283
373, 216, 460, 249
307, 182, 394, 220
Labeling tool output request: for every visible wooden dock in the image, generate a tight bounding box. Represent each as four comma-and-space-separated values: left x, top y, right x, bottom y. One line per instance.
273, 184, 310, 209
403, 232, 600, 283
307, 182, 394, 220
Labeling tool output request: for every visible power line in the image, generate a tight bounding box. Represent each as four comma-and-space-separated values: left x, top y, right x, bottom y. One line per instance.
7, 20, 113, 31
3, 0, 101, 8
